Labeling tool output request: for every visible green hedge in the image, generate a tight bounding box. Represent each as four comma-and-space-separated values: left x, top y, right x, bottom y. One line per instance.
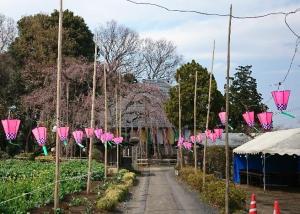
179, 167, 246, 213
0, 159, 104, 213
96, 171, 136, 211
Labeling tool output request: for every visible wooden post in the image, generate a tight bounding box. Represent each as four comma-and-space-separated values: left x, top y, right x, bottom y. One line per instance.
118, 72, 122, 170
193, 69, 198, 172
87, 43, 97, 194
225, 5, 232, 214
178, 74, 183, 169
104, 62, 108, 178
54, 0, 63, 209
115, 86, 119, 170
203, 40, 215, 188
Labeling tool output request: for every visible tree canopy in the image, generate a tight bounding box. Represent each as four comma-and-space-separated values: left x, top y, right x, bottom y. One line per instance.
229, 65, 267, 131
165, 60, 224, 129
9, 10, 94, 65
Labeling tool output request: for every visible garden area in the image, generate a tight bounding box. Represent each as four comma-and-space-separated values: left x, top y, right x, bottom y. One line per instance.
0, 158, 136, 213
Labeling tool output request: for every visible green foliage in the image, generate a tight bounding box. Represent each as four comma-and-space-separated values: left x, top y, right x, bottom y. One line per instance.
0, 151, 10, 159
96, 171, 135, 211
206, 146, 233, 178
0, 160, 104, 213
9, 10, 94, 65
229, 65, 267, 131
14, 152, 35, 160
165, 60, 224, 129
69, 196, 88, 206
179, 167, 246, 213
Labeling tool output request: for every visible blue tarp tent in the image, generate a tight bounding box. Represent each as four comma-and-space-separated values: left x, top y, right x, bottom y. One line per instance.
233, 128, 300, 189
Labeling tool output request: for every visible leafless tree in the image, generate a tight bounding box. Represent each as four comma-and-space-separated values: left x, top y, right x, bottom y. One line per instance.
94, 20, 143, 77
0, 14, 17, 53
141, 38, 181, 81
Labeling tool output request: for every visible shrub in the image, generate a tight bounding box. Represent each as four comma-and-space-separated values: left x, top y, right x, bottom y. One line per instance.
14, 152, 35, 160
0, 151, 10, 159
96, 171, 135, 211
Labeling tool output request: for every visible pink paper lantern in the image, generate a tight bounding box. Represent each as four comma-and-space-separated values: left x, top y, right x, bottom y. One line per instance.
85, 128, 94, 138
94, 128, 103, 140
243, 111, 255, 127
183, 141, 192, 150
272, 90, 290, 111
32, 127, 47, 146
190, 135, 196, 144
257, 112, 273, 130
214, 128, 223, 139
100, 132, 114, 142
1, 119, 21, 140
72, 130, 83, 144
113, 136, 123, 145
57, 127, 69, 142
219, 112, 227, 125
205, 129, 211, 138
209, 132, 217, 142
177, 136, 184, 148
196, 133, 202, 143
32, 127, 48, 155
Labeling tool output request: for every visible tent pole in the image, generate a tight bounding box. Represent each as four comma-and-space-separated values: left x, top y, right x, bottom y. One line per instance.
263, 153, 266, 192
246, 154, 249, 185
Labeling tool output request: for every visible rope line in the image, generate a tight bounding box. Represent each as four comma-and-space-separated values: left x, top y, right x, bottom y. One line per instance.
0, 170, 101, 205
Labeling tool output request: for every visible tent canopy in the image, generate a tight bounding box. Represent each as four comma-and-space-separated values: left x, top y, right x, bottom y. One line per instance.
233, 128, 300, 156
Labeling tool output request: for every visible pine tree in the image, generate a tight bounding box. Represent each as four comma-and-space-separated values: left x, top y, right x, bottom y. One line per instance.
229, 65, 267, 131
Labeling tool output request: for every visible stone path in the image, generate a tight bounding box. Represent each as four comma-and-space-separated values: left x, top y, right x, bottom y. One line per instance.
123, 167, 218, 214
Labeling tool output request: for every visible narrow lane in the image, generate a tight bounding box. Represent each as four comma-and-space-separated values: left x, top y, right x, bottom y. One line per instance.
124, 167, 218, 214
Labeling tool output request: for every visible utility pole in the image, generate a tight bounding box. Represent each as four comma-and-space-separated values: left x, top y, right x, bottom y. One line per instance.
87, 43, 97, 194
118, 72, 122, 171
193, 70, 198, 172
202, 40, 215, 188
225, 5, 232, 214
115, 86, 119, 170
54, 0, 63, 209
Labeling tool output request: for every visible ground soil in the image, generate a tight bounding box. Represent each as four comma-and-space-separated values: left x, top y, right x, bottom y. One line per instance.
241, 185, 300, 213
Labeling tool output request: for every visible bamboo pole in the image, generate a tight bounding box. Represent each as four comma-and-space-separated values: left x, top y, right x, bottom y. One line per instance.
225, 5, 233, 214
54, 0, 63, 209
118, 72, 122, 170
194, 70, 198, 172
87, 43, 97, 194
104, 63, 108, 178
115, 86, 119, 170
202, 40, 215, 188
178, 74, 183, 169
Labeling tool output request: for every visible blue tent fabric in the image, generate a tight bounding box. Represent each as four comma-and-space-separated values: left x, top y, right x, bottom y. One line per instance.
234, 154, 298, 184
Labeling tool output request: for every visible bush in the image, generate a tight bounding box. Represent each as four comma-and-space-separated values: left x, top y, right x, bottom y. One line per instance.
14, 152, 35, 160
0, 151, 10, 159
96, 171, 135, 211
179, 167, 246, 213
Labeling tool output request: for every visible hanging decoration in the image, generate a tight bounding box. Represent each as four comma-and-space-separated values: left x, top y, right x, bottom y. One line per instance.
113, 136, 123, 145
85, 128, 94, 138
271, 90, 295, 118
1, 119, 21, 146
209, 132, 217, 142
205, 129, 211, 138
183, 141, 193, 151
94, 128, 103, 140
72, 130, 85, 148
242, 111, 255, 127
196, 133, 202, 143
101, 132, 114, 147
32, 127, 48, 155
214, 128, 223, 139
57, 127, 69, 146
219, 111, 233, 129
177, 136, 184, 148
257, 112, 273, 130
190, 135, 196, 144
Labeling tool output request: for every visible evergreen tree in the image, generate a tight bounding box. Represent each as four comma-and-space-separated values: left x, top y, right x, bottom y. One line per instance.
229, 65, 267, 131
165, 60, 224, 130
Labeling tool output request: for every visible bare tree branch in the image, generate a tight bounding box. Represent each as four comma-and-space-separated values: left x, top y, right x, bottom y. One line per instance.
0, 14, 17, 53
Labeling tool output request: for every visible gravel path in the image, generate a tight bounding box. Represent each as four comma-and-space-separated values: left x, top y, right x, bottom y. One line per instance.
122, 167, 218, 214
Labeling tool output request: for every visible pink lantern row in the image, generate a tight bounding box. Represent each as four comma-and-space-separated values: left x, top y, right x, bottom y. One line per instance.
272, 90, 290, 111
242, 111, 273, 130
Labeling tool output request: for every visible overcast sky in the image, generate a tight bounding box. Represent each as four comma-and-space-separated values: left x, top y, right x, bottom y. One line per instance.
1, 0, 300, 129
